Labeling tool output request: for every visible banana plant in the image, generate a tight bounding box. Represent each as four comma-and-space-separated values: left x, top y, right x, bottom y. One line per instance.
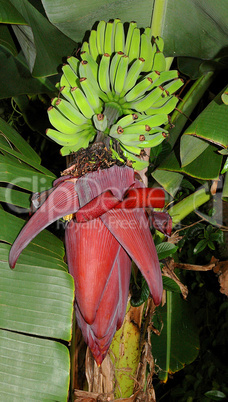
0, 1, 228, 401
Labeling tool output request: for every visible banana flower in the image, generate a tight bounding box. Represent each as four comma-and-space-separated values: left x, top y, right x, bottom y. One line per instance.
9, 165, 169, 365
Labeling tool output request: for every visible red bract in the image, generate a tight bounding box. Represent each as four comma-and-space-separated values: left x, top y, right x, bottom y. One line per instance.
9, 165, 169, 365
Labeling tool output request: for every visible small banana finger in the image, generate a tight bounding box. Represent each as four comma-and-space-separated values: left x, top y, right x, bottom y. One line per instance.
51, 97, 89, 126
71, 86, 95, 119
96, 20, 106, 55
89, 30, 99, 61
114, 21, 125, 52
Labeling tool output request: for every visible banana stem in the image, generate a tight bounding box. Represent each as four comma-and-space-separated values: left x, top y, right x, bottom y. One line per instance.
104, 103, 122, 127
110, 301, 144, 398
94, 103, 121, 147
165, 290, 172, 381
167, 71, 214, 149
156, 184, 211, 242
151, 0, 167, 37
168, 184, 211, 227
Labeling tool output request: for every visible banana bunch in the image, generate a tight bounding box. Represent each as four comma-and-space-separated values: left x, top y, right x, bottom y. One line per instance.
82, 19, 167, 72
46, 20, 183, 168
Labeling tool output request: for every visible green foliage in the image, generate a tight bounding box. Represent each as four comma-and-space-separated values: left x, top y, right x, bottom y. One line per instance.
0, 0, 227, 400
178, 221, 225, 264
193, 225, 224, 254
155, 273, 228, 402
0, 119, 74, 400
152, 291, 200, 382
153, 216, 228, 401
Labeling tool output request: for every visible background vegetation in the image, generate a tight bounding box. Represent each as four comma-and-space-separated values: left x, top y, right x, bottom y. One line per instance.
0, 0, 227, 400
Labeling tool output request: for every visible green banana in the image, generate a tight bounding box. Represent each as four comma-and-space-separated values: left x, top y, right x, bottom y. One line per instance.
115, 113, 139, 128
154, 36, 164, 52
149, 93, 175, 108
120, 57, 145, 97
139, 33, 154, 72
126, 86, 164, 113
60, 129, 95, 156
120, 143, 141, 155
142, 132, 167, 147
144, 27, 152, 39
114, 54, 129, 97
51, 97, 89, 126
118, 124, 153, 135
120, 147, 149, 170
67, 56, 79, 74
128, 27, 140, 64
79, 59, 109, 103
152, 51, 166, 72
109, 123, 125, 138
133, 113, 168, 127
110, 51, 124, 90
96, 20, 106, 55
121, 69, 175, 106
104, 21, 114, 55
114, 21, 125, 52
162, 78, 184, 95
145, 95, 179, 115
89, 30, 99, 61
113, 18, 121, 28
79, 77, 103, 114
59, 85, 79, 108
46, 125, 95, 144
151, 70, 179, 88
81, 41, 90, 54
124, 21, 137, 55
109, 121, 164, 139
120, 131, 166, 148
98, 53, 111, 96
144, 70, 161, 87
62, 64, 79, 87
71, 86, 95, 119
48, 106, 84, 135
60, 73, 71, 88
124, 76, 153, 103
80, 51, 98, 79
93, 113, 108, 131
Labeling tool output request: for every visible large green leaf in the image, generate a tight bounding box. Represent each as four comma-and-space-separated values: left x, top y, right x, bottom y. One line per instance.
0, 0, 26, 24
0, 161, 54, 192
153, 0, 228, 59
41, 0, 155, 42
0, 48, 56, 98
0, 209, 65, 258
0, 24, 18, 55
155, 144, 223, 181
152, 169, 184, 197
0, 187, 30, 209
41, 0, 228, 62
167, 72, 215, 150
152, 291, 199, 382
0, 165, 73, 400
181, 87, 228, 166
9, 0, 77, 77
0, 242, 67, 271
0, 241, 73, 340
0, 117, 55, 213
180, 136, 210, 168
0, 329, 70, 401
0, 116, 41, 162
